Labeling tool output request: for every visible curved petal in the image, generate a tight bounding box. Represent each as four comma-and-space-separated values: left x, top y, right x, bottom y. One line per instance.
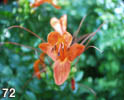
63, 32, 72, 47
39, 43, 49, 54
60, 14, 67, 34
50, 17, 63, 35
47, 32, 61, 45
54, 59, 70, 85
50, 15, 67, 35
39, 53, 46, 68
34, 60, 41, 79
39, 43, 57, 61
68, 43, 85, 61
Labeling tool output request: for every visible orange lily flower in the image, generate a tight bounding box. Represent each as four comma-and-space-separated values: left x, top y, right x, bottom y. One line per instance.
39, 15, 85, 85
31, 0, 61, 9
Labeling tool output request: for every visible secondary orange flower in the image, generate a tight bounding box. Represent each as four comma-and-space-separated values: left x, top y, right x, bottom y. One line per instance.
4, 0, 8, 4
34, 53, 46, 79
31, 0, 61, 9
39, 15, 85, 85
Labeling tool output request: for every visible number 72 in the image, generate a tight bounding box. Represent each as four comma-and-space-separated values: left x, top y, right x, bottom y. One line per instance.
2, 88, 15, 98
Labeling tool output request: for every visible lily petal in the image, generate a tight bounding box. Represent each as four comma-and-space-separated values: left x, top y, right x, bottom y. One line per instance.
39, 53, 46, 68
50, 14, 67, 35
63, 32, 72, 47
54, 59, 70, 85
34, 60, 41, 79
60, 14, 67, 34
48, 32, 61, 45
68, 43, 85, 61
39, 43, 57, 61
50, 17, 63, 35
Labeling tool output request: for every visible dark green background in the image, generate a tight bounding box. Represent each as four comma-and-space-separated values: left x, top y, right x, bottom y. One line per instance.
0, 0, 124, 100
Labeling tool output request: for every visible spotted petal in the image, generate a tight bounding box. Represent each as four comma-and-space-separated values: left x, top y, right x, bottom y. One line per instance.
68, 43, 85, 61
39, 43, 57, 61
63, 32, 72, 47
48, 32, 61, 46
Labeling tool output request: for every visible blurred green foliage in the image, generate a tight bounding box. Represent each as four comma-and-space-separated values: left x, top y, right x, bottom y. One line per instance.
0, 0, 124, 100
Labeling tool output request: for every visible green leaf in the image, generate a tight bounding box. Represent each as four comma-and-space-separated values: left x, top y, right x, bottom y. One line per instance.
75, 71, 84, 82
24, 91, 37, 100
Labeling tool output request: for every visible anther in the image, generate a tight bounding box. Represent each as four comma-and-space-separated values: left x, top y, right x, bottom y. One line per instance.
58, 52, 60, 56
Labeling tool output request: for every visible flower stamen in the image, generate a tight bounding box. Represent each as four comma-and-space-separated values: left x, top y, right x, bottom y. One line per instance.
8, 25, 45, 42
85, 45, 103, 53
